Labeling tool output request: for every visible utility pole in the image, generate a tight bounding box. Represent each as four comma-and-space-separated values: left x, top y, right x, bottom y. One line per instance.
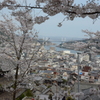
77, 52, 81, 100
77, 52, 80, 92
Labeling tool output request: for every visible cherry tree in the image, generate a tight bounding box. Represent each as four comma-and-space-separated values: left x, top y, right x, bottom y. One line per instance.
0, 0, 100, 25
35, 0, 100, 25
73, 30, 100, 57
72, 29, 100, 56
0, 7, 48, 100
70, 29, 100, 100
82, 30, 100, 52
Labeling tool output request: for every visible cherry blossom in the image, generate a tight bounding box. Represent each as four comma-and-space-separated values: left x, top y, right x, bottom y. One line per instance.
0, 0, 100, 24
74, 92, 84, 100
97, 89, 100, 98
0, 6, 48, 100
34, 16, 49, 24
89, 88, 97, 94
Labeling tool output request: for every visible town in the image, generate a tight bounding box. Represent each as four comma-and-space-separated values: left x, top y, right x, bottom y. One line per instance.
0, 41, 100, 100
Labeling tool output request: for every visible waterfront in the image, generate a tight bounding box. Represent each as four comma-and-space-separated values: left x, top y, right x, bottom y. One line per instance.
45, 44, 81, 54
43, 37, 83, 53
45, 43, 100, 58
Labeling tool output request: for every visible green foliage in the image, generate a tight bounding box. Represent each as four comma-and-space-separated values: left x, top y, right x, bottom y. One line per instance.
16, 89, 33, 100
16, 94, 25, 100
25, 89, 33, 97
66, 96, 74, 100
62, 79, 67, 84
48, 94, 52, 100
47, 85, 51, 88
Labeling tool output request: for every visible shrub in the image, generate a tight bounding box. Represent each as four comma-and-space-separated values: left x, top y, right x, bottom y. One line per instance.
16, 89, 33, 100
25, 89, 33, 97
16, 94, 25, 100
48, 94, 52, 100
66, 96, 74, 100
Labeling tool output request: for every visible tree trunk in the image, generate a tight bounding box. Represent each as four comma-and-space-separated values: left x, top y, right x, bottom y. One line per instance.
13, 64, 19, 100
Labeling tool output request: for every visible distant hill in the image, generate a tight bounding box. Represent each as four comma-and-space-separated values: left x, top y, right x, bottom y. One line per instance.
57, 38, 98, 50
38, 35, 85, 41
64, 38, 90, 43
60, 38, 99, 44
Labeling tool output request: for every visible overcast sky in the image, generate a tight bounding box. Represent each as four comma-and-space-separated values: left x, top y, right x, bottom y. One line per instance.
34, 14, 100, 39
33, 0, 100, 39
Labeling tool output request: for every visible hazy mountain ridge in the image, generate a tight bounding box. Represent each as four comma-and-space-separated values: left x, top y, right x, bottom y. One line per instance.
38, 35, 85, 41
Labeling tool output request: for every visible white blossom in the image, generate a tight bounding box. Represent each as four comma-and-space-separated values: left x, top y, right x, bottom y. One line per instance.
34, 16, 49, 24
89, 88, 97, 94
74, 92, 84, 100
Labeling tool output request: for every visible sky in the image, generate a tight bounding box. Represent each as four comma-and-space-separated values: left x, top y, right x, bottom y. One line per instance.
33, 0, 100, 39
34, 14, 100, 39
0, 0, 100, 40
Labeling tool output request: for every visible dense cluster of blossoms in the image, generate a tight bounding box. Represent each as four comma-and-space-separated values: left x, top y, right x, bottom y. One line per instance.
82, 30, 100, 53
70, 88, 100, 100
0, 0, 100, 25
34, 16, 49, 24
33, 0, 100, 25
36, 0, 100, 19
89, 88, 100, 98
0, 0, 20, 10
